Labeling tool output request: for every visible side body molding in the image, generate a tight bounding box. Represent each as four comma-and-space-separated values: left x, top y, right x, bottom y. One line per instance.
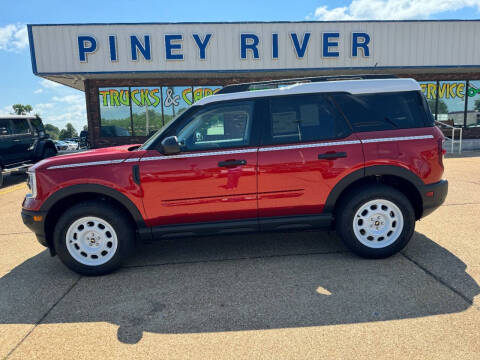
323, 165, 425, 214
40, 184, 146, 228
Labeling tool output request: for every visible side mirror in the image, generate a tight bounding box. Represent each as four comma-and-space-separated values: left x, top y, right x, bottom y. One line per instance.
161, 136, 181, 155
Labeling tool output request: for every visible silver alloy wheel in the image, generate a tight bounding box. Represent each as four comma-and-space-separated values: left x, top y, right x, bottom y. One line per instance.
352, 199, 404, 249
65, 216, 118, 266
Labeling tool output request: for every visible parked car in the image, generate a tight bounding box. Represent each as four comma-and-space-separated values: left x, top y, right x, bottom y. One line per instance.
22, 76, 448, 275
54, 140, 69, 151
0, 115, 56, 187
55, 140, 79, 151
64, 141, 79, 151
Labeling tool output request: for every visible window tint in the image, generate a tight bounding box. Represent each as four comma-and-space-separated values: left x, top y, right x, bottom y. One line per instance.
177, 101, 254, 151
10, 119, 31, 135
331, 91, 432, 132
0, 119, 11, 136
267, 94, 350, 144
29, 117, 44, 132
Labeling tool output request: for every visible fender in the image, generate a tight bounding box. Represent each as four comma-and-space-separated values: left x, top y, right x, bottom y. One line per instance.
323, 165, 425, 214
33, 139, 56, 160
40, 183, 146, 228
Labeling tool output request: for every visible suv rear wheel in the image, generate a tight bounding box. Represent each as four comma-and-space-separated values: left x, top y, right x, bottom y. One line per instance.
53, 201, 135, 275
336, 185, 415, 258
42, 146, 56, 159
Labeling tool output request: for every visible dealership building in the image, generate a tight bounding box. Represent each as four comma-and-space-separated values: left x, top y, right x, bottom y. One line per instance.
27, 20, 480, 148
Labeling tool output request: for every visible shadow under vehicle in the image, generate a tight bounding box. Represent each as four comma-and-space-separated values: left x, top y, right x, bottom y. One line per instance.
0, 230, 478, 345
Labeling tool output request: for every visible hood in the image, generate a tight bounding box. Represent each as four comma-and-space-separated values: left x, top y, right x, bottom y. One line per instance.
31, 144, 142, 171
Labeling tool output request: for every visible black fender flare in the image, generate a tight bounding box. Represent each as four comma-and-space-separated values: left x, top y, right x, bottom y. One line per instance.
40, 183, 146, 228
33, 139, 57, 160
323, 165, 425, 214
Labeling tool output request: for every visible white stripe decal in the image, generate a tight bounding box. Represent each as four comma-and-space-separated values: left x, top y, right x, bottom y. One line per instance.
361, 135, 434, 144
47, 135, 434, 169
47, 159, 124, 170
140, 148, 258, 162
259, 140, 361, 152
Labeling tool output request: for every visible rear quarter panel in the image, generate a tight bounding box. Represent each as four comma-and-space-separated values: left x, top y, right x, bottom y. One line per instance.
356, 127, 444, 184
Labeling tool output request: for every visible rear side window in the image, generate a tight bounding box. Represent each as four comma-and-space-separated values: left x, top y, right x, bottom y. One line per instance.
0, 119, 11, 136
10, 119, 31, 135
266, 94, 350, 145
331, 91, 433, 132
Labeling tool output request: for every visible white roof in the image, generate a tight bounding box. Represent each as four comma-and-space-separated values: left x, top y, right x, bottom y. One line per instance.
195, 78, 421, 106
0, 115, 37, 119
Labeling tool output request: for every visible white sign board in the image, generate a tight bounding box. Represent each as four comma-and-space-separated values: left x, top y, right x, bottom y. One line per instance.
28, 21, 480, 75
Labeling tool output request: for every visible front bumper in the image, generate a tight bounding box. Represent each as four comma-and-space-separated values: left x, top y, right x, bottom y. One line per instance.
421, 179, 448, 218
21, 209, 48, 248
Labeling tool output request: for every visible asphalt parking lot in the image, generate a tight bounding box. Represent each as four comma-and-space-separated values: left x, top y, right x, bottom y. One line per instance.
1, 154, 479, 359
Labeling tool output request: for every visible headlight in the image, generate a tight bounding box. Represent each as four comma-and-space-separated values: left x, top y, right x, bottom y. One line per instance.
27, 171, 37, 198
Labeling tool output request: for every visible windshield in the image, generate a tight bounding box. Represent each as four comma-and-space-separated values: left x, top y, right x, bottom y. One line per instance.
138, 105, 200, 150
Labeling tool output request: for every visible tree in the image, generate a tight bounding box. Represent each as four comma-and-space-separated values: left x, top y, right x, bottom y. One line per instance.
59, 123, 78, 140
12, 104, 33, 115
44, 124, 60, 140
83, 125, 88, 131
474, 99, 480, 112
427, 99, 448, 114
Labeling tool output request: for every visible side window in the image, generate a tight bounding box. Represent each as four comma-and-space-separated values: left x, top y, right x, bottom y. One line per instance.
176, 101, 254, 151
267, 94, 350, 145
10, 119, 31, 135
331, 91, 431, 132
0, 119, 11, 136
29, 117, 45, 134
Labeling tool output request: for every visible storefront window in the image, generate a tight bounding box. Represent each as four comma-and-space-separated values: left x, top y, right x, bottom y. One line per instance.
436, 81, 466, 126
98, 84, 223, 138
98, 87, 132, 137
419, 81, 438, 115
131, 87, 163, 136
162, 86, 193, 125
466, 81, 480, 127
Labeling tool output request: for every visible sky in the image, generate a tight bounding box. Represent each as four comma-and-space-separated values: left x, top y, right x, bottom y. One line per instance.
1, 0, 480, 131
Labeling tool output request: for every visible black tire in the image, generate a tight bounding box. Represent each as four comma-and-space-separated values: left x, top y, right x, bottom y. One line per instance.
53, 200, 135, 275
335, 184, 415, 259
42, 146, 57, 159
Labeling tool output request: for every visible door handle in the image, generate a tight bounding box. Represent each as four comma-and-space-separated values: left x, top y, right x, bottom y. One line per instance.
218, 159, 247, 167
318, 152, 347, 160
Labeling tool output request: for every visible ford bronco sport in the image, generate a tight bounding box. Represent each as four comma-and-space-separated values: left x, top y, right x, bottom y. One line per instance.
22, 76, 448, 275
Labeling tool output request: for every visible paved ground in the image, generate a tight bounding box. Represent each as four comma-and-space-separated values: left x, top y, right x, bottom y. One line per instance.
0, 154, 479, 359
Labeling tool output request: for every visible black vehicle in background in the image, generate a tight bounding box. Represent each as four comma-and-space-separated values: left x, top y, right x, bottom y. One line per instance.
79, 130, 89, 149
0, 115, 57, 187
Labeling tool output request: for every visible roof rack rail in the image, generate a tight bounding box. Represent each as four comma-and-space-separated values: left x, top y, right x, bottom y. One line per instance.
216, 74, 398, 94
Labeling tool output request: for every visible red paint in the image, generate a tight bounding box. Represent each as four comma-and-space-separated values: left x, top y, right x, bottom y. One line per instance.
139, 148, 258, 226
357, 127, 444, 185
257, 134, 364, 218
23, 127, 445, 227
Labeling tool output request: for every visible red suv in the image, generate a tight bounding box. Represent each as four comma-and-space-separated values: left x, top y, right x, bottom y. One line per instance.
22, 76, 448, 275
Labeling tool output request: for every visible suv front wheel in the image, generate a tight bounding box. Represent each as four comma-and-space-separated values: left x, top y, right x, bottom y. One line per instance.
53, 201, 135, 275
336, 185, 415, 258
